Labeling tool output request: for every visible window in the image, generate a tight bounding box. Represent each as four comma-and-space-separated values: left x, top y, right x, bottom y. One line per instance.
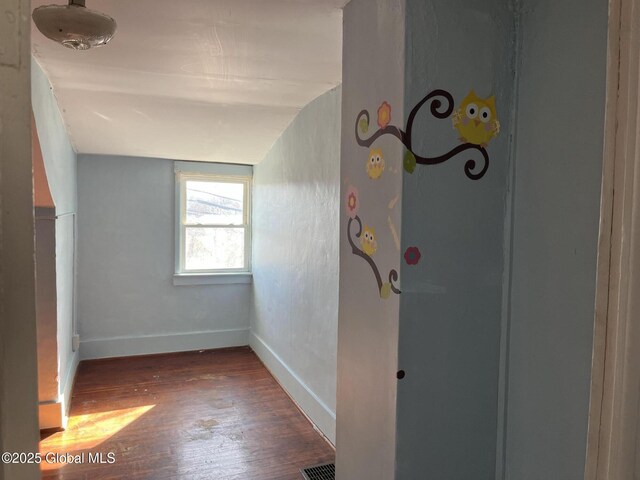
175, 162, 252, 280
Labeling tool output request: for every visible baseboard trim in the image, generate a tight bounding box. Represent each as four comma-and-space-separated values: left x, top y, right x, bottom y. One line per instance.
250, 331, 336, 445
80, 328, 250, 360
39, 401, 63, 431
61, 349, 80, 426
38, 349, 79, 431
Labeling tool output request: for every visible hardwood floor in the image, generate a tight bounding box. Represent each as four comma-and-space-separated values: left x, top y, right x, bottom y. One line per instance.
40, 347, 334, 480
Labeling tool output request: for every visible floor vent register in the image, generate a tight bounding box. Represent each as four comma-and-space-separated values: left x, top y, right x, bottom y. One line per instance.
300, 463, 335, 480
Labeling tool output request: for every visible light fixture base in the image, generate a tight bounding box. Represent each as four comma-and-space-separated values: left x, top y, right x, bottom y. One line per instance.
32, 1, 117, 50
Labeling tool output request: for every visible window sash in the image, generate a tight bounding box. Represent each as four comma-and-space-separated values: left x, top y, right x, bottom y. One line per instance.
182, 223, 248, 228
176, 172, 251, 274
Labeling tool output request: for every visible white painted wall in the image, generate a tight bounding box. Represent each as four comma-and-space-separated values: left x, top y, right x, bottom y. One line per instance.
31, 57, 79, 421
336, 1, 405, 478
76, 154, 252, 359
251, 86, 341, 444
0, 0, 40, 477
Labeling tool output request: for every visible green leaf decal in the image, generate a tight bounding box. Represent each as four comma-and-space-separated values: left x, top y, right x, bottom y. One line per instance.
404, 150, 417, 174
359, 117, 369, 134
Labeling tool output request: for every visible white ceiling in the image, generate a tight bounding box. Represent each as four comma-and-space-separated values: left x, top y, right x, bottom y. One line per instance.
31, 0, 346, 164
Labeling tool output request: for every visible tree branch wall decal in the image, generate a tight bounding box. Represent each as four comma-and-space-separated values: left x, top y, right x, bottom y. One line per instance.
347, 89, 498, 299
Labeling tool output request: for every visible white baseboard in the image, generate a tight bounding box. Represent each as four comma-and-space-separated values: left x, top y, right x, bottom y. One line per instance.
250, 331, 336, 445
80, 328, 250, 360
60, 348, 80, 426
39, 349, 80, 431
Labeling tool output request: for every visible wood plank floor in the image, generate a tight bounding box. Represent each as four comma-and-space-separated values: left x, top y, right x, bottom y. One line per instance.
40, 347, 334, 480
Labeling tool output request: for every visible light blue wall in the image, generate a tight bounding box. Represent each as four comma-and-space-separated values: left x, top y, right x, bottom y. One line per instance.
76, 155, 252, 358
31, 58, 79, 409
396, 1, 516, 478
504, 0, 608, 478
31, 59, 76, 214
336, 1, 405, 478
251, 86, 341, 443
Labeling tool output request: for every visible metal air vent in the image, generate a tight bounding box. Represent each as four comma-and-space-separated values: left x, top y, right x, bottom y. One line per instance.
300, 463, 335, 480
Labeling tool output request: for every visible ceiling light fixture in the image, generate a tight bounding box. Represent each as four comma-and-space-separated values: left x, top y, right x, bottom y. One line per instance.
32, 0, 117, 51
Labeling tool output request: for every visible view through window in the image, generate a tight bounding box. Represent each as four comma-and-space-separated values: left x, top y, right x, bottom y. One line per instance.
177, 170, 251, 273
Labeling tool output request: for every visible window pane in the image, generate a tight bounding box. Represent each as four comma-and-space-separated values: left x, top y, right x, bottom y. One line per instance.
185, 227, 245, 270
185, 181, 244, 225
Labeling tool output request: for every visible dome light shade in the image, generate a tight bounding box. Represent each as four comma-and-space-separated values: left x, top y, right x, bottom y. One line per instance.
32, 0, 117, 50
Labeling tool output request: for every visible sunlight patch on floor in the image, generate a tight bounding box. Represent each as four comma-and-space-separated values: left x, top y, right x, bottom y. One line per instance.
40, 405, 155, 471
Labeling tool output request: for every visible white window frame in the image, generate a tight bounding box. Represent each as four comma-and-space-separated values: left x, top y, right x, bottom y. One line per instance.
174, 161, 252, 285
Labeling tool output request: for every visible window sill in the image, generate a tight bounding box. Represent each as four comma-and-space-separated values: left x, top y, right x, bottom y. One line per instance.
173, 272, 253, 286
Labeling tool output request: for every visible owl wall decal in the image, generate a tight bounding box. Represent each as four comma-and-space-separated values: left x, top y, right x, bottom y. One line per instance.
360, 226, 378, 256
452, 90, 500, 147
366, 148, 385, 179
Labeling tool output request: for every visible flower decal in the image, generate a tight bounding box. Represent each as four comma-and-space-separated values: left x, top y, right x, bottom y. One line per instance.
404, 246, 422, 266
345, 185, 359, 219
377, 101, 392, 129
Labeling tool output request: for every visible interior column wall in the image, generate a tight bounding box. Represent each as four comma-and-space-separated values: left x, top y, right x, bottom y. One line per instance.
0, 0, 40, 477
336, 0, 405, 478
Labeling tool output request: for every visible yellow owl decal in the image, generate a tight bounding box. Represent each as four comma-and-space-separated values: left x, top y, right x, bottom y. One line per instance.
366, 148, 385, 180
360, 226, 378, 256
452, 90, 500, 147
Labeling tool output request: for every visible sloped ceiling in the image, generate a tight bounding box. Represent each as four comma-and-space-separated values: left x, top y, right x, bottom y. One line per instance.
31, 0, 346, 164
